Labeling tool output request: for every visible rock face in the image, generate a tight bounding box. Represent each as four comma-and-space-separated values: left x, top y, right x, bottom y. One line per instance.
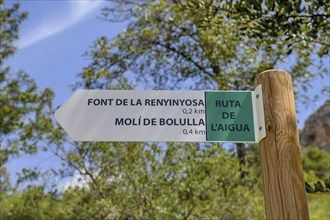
300, 100, 330, 150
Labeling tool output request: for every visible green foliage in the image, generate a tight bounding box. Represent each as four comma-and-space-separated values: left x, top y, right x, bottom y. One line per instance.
302, 146, 330, 200
307, 193, 330, 220
302, 147, 330, 218
305, 179, 330, 193
228, 0, 329, 55
0, 1, 27, 136
303, 146, 330, 179
0, 0, 27, 64
0, 144, 265, 220
0, 186, 68, 220
76, 0, 329, 99
0, 1, 55, 196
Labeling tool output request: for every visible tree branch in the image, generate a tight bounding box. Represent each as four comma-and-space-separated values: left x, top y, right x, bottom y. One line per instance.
148, 38, 214, 80
295, 35, 330, 47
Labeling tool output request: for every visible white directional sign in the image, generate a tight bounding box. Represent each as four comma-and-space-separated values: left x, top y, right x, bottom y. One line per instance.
55, 86, 265, 142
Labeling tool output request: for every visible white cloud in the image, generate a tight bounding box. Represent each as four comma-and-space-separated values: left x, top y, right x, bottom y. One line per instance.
19, 1, 103, 49
60, 171, 90, 191
59, 170, 120, 192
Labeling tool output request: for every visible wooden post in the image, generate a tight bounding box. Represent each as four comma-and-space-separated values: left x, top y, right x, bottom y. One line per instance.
255, 70, 309, 219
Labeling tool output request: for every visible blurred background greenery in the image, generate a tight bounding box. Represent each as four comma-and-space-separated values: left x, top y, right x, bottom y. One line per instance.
1, 0, 329, 219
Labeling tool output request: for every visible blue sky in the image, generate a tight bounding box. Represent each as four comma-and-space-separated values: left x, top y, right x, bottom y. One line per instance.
6, 0, 126, 107
3, 0, 329, 188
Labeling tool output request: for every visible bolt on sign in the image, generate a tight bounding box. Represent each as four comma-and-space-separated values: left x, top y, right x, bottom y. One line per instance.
55, 85, 265, 142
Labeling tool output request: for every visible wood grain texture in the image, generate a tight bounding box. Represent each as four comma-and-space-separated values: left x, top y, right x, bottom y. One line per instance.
255, 70, 309, 220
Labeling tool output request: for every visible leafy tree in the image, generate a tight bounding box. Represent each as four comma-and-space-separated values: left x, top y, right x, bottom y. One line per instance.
1, 0, 27, 195
0, 1, 27, 134
224, 0, 329, 56
1, 143, 265, 219
0, 0, 54, 195
76, 0, 329, 92
0, 0, 26, 64
0, 185, 68, 220
52, 144, 265, 219
303, 146, 330, 179
74, 0, 329, 172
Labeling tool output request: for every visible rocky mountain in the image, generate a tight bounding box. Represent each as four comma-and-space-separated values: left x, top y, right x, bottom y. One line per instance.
300, 100, 330, 150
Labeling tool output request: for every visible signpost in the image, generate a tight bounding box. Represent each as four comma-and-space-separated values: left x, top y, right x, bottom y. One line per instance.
55, 85, 265, 142
55, 70, 310, 219
55, 70, 309, 219
255, 70, 309, 219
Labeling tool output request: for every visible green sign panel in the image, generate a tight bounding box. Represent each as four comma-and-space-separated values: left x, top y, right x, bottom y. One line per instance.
205, 91, 255, 142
